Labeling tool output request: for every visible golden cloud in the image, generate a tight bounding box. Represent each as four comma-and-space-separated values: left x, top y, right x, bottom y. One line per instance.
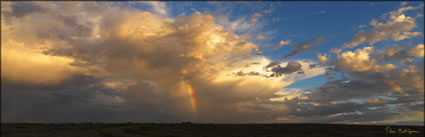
342, 4, 423, 48
317, 53, 328, 64
1, 39, 78, 84
408, 43, 424, 57
1, 2, 329, 122
337, 47, 376, 72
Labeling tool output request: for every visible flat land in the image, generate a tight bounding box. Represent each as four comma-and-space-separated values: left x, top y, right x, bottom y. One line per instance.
1, 123, 423, 137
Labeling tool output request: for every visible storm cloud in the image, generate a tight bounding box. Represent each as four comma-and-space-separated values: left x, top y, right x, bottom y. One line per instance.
1, 2, 423, 125
1, 1, 326, 123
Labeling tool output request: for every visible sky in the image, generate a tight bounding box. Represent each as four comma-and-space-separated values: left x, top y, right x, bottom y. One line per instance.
1, 1, 424, 125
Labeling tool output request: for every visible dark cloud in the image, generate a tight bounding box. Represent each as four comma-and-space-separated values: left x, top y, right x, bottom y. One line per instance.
264, 61, 281, 69
233, 71, 261, 76
374, 43, 424, 62
252, 62, 261, 65
268, 61, 302, 77
308, 80, 389, 102
1, 75, 181, 123
3, 2, 46, 18
280, 84, 423, 125
284, 99, 367, 117
282, 36, 324, 59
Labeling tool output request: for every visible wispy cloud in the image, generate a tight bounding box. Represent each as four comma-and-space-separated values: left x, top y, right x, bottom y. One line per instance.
145, 1, 168, 16
312, 10, 326, 14
283, 36, 324, 59
250, 13, 262, 23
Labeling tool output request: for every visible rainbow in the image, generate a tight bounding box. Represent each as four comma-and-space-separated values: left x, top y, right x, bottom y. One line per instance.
182, 69, 198, 120
186, 83, 198, 120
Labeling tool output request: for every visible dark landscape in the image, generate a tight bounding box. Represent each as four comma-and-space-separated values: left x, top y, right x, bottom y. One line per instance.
1, 123, 423, 137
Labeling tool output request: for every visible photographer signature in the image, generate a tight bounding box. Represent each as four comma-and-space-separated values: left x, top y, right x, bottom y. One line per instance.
386, 126, 420, 134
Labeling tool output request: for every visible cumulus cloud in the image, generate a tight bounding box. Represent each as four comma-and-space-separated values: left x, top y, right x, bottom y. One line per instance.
279, 40, 291, 46
278, 3, 424, 125
317, 53, 328, 64
302, 31, 423, 125
1, 1, 423, 125
342, 4, 423, 48
1, 2, 327, 123
408, 43, 424, 57
306, 45, 424, 125
1, 1, 259, 122
393, 31, 422, 41
337, 47, 376, 72
283, 36, 324, 59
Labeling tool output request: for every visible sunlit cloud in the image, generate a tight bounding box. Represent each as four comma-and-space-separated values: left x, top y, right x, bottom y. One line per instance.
1, 1, 423, 125
342, 4, 423, 48
279, 40, 290, 46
